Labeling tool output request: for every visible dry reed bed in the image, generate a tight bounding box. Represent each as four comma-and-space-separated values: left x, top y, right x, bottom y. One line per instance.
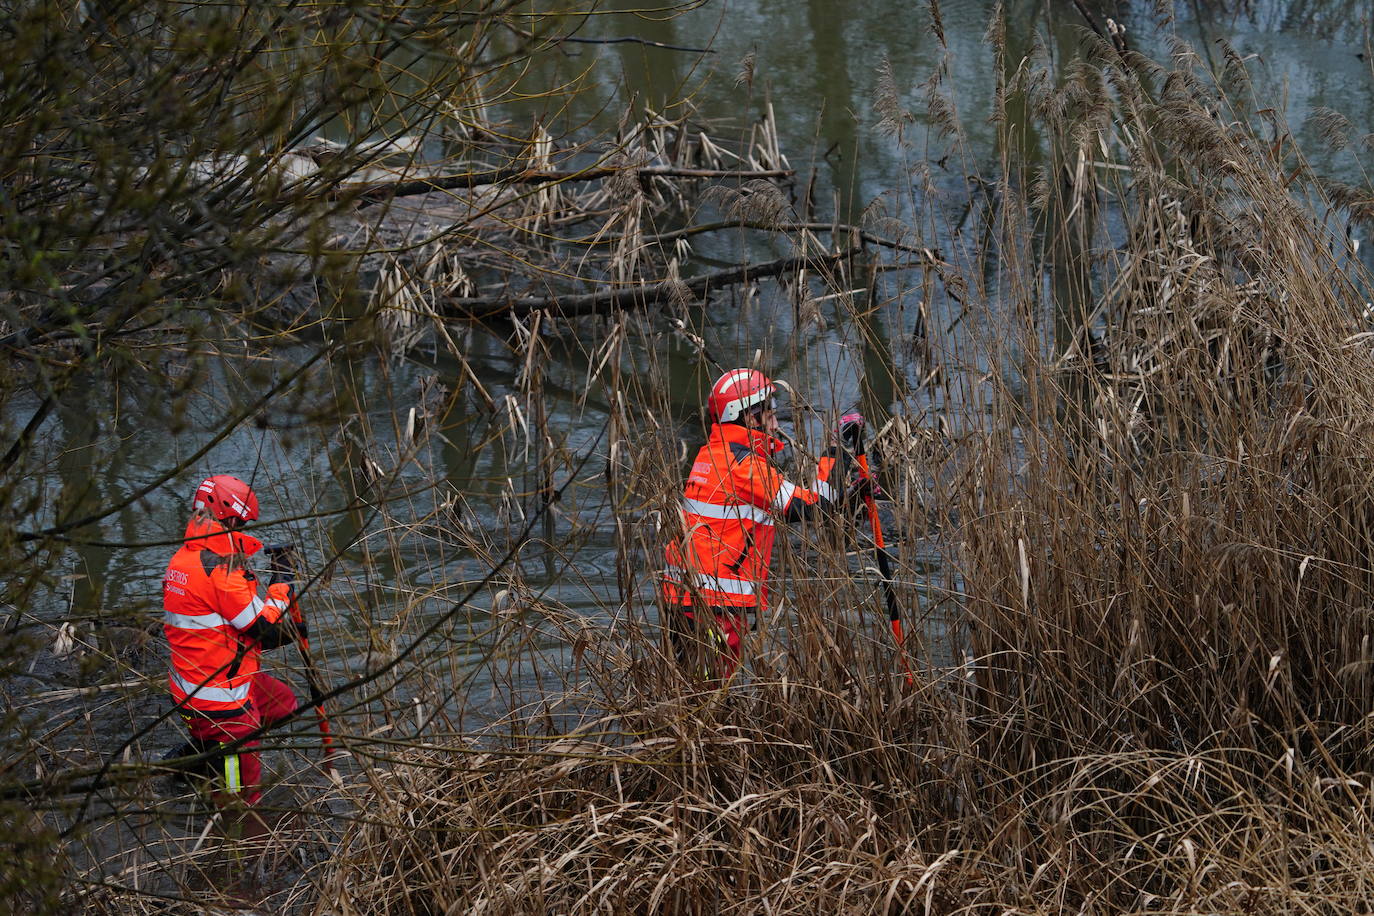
317, 680, 1374, 913
304, 10, 1374, 914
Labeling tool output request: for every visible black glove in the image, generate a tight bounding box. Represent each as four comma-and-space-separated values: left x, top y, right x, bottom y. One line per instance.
246, 613, 301, 651
292, 619, 309, 642
264, 543, 298, 576
837, 411, 865, 453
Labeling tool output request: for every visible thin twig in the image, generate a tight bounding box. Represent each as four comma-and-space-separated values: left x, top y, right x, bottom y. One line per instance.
559, 36, 714, 54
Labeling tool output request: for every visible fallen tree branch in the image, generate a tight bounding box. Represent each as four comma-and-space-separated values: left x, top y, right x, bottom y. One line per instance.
25, 679, 145, 705
355, 165, 794, 207
586, 219, 942, 259
442, 247, 867, 320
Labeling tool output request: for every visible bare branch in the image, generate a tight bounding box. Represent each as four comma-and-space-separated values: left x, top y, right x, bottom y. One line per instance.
441, 247, 865, 319
559, 36, 714, 54
354, 166, 795, 207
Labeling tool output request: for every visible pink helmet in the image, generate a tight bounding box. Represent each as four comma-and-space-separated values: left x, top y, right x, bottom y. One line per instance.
708, 369, 775, 423
193, 475, 259, 524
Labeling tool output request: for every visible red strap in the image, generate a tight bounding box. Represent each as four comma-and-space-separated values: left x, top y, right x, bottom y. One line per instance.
858, 453, 911, 686
857, 455, 885, 549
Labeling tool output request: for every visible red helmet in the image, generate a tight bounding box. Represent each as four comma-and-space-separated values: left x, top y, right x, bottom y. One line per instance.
708, 369, 775, 423
193, 475, 259, 524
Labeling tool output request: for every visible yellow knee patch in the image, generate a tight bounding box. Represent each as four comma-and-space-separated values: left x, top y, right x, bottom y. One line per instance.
223, 753, 242, 795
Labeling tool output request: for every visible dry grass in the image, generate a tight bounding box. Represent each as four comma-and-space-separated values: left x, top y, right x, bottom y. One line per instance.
301, 7, 1374, 915
37, 3, 1374, 914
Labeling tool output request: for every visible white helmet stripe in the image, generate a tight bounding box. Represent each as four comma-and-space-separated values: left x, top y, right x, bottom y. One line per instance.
710, 368, 777, 422
715, 369, 755, 395
721, 385, 773, 422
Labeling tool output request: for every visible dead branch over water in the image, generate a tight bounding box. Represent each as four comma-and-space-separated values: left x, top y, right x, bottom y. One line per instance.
353, 165, 796, 205
441, 247, 864, 318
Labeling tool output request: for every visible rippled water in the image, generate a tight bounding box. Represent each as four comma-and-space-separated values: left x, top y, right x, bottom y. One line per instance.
20, 0, 1374, 733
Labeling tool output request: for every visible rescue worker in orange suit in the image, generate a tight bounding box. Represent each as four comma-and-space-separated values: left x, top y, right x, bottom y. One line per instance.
162, 474, 302, 807
663, 368, 865, 680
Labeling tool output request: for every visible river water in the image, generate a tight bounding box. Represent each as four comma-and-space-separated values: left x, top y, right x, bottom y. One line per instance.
16, 0, 1374, 763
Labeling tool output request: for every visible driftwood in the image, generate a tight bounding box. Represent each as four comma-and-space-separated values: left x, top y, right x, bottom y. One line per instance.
442, 248, 865, 320
356, 166, 795, 207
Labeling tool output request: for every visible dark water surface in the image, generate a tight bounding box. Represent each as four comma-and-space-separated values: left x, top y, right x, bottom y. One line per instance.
19, 0, 1374, 744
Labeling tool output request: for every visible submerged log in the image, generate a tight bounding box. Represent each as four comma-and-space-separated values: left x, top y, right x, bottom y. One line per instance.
354, 166, 796, 207
440, 247, 864, 320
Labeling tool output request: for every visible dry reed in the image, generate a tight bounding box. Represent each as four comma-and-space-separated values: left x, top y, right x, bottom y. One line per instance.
305, 7, 1374, 914
40, 4, 1374, 914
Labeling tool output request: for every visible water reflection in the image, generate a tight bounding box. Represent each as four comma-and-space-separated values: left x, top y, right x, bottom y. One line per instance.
20, 0, 1374, 706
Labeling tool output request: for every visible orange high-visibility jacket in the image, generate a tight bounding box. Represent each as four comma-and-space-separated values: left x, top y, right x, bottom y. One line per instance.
664, 422, 838, 609
163, 518, 294, 716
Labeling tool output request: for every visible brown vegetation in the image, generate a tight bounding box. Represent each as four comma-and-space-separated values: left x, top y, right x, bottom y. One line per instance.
12, 1, 1374, 913
305, 8, 1374, 915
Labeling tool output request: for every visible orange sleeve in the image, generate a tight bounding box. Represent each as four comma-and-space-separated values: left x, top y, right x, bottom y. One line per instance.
264, 582, 296, 623
732, 454, 780, 509
208, 568, 281, 634
734, 455, 820, 513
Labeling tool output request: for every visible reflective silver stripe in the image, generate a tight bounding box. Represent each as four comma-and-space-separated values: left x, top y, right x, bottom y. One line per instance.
682, 498, 773, 525
227, 594, 265, 630
704, 575, 756, 595
814, 479, 836, 502
170, 670, 250, 704
664, 566, 758, 596
771, 480, 797, 511
163, 610, 229, 631
264, 597, 289, 613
